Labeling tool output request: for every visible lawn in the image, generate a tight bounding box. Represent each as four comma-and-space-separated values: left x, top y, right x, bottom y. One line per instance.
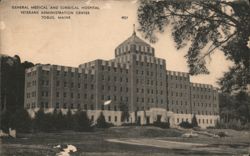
1, 126, 250, 156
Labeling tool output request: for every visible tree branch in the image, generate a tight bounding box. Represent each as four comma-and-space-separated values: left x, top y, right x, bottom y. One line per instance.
197, 31, 237, 63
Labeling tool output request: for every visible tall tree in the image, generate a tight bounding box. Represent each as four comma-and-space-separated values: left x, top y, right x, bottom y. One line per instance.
191, 114, 198, 127
137, 0, 250, 93
120, 102, 130, 122
0, 55, 34, 112
73, 111, 92, 131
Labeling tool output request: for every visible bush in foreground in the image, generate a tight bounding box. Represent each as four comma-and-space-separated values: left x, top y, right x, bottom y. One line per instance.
95, 112, 114, 128
179, 121, 193, 129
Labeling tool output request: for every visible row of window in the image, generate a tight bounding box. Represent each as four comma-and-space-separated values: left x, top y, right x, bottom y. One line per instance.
176, 118, 216, 124
116, 45, 152, 54
26, 91, 36, 98
136, 79, 163, 86
167, 83, 188, 89
168, 100, 188, 105
26, 102, 37, 108
168, 91, 187, 97
193, 102, 216, 107
167, 75, 188, 81
26, 71, 37, 77
173, 109, 217, 115
136, 97, 164, 104
192, 87, 213, 92
135, 70, 163, 77
135, 61, 163, 69
192, 94, 215, 100
101, 86, 129, 92
27, 80, 37, 88
41, 80, 49, 86
100, 66, 129, 73
136, 88, 164, 95
101, 75, 128, 82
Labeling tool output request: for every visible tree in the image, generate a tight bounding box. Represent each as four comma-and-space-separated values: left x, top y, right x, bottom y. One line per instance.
137, 0, 250, 93
0, 55, 34, 112
33, 109, 46, 131
191, 114, 198, 128
96, 112, 112, 128
55, 110, 66, 131
11, 109, 32, 133
73, 111, 92, 131
66, 109, 73, 130
120, 102, 130, 122
219, 91, 250, 124
179, 121, 193, 129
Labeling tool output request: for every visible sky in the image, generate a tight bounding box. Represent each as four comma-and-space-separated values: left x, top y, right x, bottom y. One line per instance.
0, 0, 232, 87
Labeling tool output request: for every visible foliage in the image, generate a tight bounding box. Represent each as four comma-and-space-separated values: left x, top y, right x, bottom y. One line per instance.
32, 109, 93, 132
219, 91, 250, 124
65, 109, 74, 130
217, 131, 228, 137
120, 102, 130, 122
191, 114, 198, 127
10, 109, 32, 133
96, 112, 113, 128
137, 0, 250, 93
0, 110, 12, 132
152, 121, 170, 129
73, 110, 93, 132
0, 55, 34, 112
179, 121, 193, 129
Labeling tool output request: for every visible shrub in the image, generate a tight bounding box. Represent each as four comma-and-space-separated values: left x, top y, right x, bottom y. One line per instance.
95, 112, 113, 128
73, 111, 93, 132
152, 121, 170, 129
179, 121, 193, 129
191, 114, 198, 127
217, 131, 228, 137
121, 123, 138, 126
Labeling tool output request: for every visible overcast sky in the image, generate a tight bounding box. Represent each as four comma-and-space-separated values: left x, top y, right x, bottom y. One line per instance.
0, 0, 232, 87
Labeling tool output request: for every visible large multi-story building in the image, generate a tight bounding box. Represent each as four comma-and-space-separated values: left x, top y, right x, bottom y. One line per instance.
24, 28, 219, 128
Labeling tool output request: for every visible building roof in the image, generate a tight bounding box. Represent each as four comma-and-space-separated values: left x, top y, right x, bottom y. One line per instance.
117, 26, 150, 48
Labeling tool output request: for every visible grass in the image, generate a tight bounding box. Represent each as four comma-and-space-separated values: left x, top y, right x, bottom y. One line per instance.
1, 126, 250, 156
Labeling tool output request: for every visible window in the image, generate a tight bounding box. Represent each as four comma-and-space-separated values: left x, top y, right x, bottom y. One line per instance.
45, 102, 48, 108
56, 81, 60, 87
101, 105, 104, 110
64, 82, 67, 87
56, 103, 60, 109
115, 116, 117, 122
56, 92, 60, 97
40, 102, 44, 108
108, 116, 111, 121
